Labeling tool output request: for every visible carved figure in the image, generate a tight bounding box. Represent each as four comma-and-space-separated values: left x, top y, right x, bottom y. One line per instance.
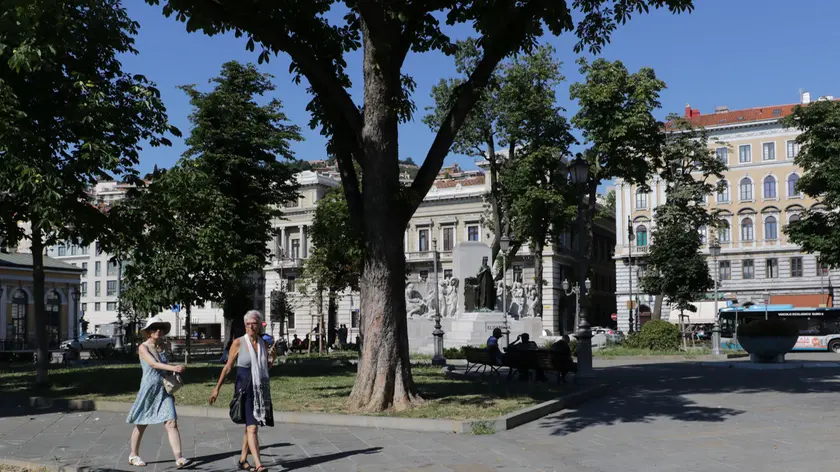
525, 285, 539, 318
405, 283, 426, 318
475, 256, 496, 310
511, 282, 526, 318
443, 278, 460, 318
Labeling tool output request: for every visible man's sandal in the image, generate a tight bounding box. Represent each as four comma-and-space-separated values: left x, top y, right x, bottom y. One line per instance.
128, 455, 146, 467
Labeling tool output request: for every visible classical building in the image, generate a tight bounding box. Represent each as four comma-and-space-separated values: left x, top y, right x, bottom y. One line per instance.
614, 93, 837, 332
0, 254, 83, 352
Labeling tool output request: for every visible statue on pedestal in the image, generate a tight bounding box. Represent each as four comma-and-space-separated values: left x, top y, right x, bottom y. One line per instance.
495, 281, 508, 313
424, 282, 439, 317
405, 283, 426, 318
475, 257, 496, 311
442, 278, 460, 317
524, 284, 539, 318
510, 282, 526, 318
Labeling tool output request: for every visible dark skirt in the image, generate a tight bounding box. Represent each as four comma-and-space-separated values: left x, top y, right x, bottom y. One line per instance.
235, 367, 258, 427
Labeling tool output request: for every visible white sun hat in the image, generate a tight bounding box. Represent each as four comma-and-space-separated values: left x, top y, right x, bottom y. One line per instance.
141, 315, 171, 335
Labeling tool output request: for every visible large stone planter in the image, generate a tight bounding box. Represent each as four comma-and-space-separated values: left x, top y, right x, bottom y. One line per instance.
738, 335, 798, 363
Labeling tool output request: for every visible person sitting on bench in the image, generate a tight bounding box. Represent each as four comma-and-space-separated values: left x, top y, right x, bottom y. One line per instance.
508, 333, 546, 382
486, 328, 504, 365
551, 335, 578, 382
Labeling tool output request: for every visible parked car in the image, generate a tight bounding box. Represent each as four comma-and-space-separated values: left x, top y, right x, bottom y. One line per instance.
61, 334, 115, 351
591, 326, 625, 344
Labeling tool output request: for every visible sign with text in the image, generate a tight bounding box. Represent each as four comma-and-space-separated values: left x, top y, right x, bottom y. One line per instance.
484, 322, 506, 332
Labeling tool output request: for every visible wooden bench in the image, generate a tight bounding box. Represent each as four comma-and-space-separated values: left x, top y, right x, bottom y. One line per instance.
534, 350, 577, 383
464, 347, 501, 377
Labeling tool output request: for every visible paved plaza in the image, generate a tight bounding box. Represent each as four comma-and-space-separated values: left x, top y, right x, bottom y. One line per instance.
3, 355, 840, 471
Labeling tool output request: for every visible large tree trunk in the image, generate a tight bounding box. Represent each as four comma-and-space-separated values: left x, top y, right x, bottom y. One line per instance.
348, 19, 420, 412
30, 224, 49, 387
184, 303, 191, 364
532, 240, 544, 319
328, 289, 337, 347
652, 294, 664, 321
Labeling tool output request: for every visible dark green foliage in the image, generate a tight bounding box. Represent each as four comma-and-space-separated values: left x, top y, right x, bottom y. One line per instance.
782, 100, 840, 268
623, 320, 680, 351
737, 319, 799, 338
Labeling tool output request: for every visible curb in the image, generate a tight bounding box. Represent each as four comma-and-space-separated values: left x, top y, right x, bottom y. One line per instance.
25, 382, 607, 435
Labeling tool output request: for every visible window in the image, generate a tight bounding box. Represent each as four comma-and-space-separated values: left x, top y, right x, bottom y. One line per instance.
286, 198, 299, 208
717, 220, 730, 243
58, 245, 66, 256
107, 261, 118, 277
95, 241, 102, 255
786, 140, 799, 159
290, 239, 300, 259
740, 218, 754, 241
81, 302, 87, 312
418, 229, 429, 252
81, 282, 87, 296
791, 257, 804, 277
742, 259, 755, 279
766, 258, 779, 278
788, 174, 801, 197
699, 226, 707, 245
286, 276, 296, 293
739, 178, 753, 201
93, 302, 101, 311
350, 310, 359, 329
765, 216, 778, 240
716, 147, 728, 164
763, 176, 777, 199
513, 265, 523, 283
444, 269, 453, 279
467, 225, 479, 242
739, 145, 752, 163
442, 226, 454, 251
106, 280, 117, 296
81, 262, 88, 276
11, 289, 28, 343
287, 313, 295, 329
716, 181, 729, 203
762, 142, 776, 161
419, 270, 428, 281
635, 191, 647, 209
106, 302, 117, 311
636, 225, 648, 247
718, 261, 731, 281
94, 261, 101, 276
788, 213, 801, 225
94, 281, 101, 296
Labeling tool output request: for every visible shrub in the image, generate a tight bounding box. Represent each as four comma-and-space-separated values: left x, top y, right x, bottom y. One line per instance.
623, 320, 680, 351
443, 347, 464, 359
737, 319, 799, 338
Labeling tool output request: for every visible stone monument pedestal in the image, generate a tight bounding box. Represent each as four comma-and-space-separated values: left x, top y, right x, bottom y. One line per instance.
407, 313, 543, 354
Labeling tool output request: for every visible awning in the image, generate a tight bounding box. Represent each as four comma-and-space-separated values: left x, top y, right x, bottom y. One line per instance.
668, 301, 719, 325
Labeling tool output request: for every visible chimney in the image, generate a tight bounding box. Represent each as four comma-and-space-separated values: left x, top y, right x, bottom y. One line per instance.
685, 103, 691, 118
802, 91, 811, 104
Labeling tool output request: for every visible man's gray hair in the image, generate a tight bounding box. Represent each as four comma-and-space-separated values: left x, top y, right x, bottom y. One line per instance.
244, 310, 263, 324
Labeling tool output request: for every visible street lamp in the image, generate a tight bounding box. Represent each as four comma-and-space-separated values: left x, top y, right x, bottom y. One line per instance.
563, 278, 594, 379
763, 290, 770, 321
115, 262, 124, 350
71, 289, 81, 341
431, 238, 445, 366
568, 154, 590, 184
499, 234, 512, 346
709, 240, 722, 355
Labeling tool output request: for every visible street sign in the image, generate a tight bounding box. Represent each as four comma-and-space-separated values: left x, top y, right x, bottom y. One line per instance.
610, 313, 617, 321
171, 304, 181, 313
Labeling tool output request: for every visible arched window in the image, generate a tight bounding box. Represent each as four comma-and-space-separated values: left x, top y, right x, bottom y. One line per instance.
46, 291, 61, 348
11, 289, 27, 345
717, 220, 731, 243
765, 216, 778, 240
788, 173, 801, 197
636, 225, 648, 247
716, 181, 730, 203
739, 178, 753, 201
763, 176, 777, 199
741, 218, 754, 241
789, 213, 801, 224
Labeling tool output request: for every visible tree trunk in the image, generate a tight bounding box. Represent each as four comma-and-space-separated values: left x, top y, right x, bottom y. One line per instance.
652, 294, 664, 320
30, 224, 49, 387
224, 286, 248, 352
348, 19, 420, 412
532, 240, 544, 319
328, 289, 337, 347
185, 303, 191, 364
486, 136, 503, 265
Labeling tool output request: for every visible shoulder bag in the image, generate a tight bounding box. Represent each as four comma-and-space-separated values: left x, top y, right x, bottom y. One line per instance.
229, 388, 247, 424
146, 345, 183, 395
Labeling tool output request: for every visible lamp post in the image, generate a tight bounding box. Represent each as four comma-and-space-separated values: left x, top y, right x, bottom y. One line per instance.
563, 278, 594, 378
568, 155, 594, 379
71, 289, 81, 341
431, 238, 445, 366
115, 262, 124, 351
499, 235, 512, 346
709, 239, 722, 355
627, 216, 635, 334
763, 290, 770, 321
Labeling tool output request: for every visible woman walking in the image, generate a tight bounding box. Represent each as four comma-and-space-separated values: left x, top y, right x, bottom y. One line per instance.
210, 310, 275, 471
126, 316, 191, 468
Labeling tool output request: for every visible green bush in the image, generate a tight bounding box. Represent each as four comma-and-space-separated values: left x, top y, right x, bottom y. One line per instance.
737, 319, 799, 338
622, 320, 680, 351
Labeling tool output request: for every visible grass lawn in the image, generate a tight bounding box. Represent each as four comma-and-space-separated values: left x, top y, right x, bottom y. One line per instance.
594, 347, 744, 357
0, 361, 573, 420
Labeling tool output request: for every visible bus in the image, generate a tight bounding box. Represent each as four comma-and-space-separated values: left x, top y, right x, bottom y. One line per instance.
719, 305, 840, 353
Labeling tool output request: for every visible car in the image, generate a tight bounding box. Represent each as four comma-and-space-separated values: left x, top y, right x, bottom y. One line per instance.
61, 334, 115, 351
590, 326, 624, 344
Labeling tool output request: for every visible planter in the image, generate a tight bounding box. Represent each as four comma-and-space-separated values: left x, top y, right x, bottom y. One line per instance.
737, 335, 797, 363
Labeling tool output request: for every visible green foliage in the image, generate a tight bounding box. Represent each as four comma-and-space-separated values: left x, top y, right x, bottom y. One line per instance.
623, 320, 680, 351
106, 61, 301, 319
737, 319, 799, 338
470, 421, 496, 435
597, 189, 616, 220
781, 100, 840, 268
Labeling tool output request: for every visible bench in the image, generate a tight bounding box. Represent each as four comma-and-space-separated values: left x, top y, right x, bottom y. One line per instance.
464, 347, 501, 377
534, 350, 577, 383
502, 349, 577, 383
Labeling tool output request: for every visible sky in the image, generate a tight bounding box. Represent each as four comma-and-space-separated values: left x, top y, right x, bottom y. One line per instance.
123, 0, 840, 186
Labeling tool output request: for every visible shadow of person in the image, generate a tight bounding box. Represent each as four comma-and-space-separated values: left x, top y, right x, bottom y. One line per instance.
187, 442, 292, 467
278, 447, 382, 471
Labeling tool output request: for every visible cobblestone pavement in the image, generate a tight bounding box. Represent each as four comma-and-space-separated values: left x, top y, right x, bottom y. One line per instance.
3, 356, 840, 471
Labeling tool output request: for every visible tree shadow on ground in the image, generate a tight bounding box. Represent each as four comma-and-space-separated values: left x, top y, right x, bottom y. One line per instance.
529, 361, 840, 437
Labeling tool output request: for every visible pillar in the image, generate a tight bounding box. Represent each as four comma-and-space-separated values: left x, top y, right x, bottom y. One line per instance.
299, 225, 307, 258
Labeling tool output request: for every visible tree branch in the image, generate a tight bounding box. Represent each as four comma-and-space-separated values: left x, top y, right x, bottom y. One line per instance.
406, 1, 542, 219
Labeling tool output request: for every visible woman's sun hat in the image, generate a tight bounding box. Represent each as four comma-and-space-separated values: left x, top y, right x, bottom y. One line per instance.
141, 315, 171, 335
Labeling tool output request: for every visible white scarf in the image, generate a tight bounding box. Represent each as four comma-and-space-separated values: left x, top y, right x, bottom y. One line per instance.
242, 335, 271, 424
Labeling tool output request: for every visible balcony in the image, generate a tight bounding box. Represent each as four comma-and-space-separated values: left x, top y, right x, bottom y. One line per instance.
406, 251, 453, 262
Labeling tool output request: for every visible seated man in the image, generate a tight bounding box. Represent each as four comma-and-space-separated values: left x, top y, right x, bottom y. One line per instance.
551, 335, 578, 382
508, 333, 546, 381
486, 328, 504, 365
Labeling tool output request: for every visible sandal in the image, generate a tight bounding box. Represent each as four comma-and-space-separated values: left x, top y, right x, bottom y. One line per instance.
238, 460, 254, 471
128, 455, 146, 467
176, 458, 192, 469
255, 467, 269, 472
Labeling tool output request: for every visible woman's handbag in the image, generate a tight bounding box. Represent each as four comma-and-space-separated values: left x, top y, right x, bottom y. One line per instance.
148, 346, 183, 395
229, 388, 247, 424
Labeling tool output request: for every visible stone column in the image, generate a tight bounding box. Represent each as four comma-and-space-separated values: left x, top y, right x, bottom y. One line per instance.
615, 182, 624, 251
299, 225, 307, 258
279, 228, 286, 257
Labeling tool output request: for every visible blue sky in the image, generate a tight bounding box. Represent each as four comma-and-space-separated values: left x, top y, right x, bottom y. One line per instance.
124, 0, 840, 182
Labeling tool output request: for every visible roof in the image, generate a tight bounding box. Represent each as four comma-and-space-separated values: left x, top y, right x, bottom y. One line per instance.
433, 175, 485, 189
0, 253, 84, 272
668, 103, 800, 130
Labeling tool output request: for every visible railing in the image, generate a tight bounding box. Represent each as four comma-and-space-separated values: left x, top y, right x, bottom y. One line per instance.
406, 251, 454, 261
